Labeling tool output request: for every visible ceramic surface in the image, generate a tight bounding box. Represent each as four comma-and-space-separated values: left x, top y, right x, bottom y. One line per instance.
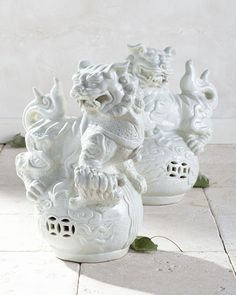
15, 44, 218, 263
16, 61, 145, 262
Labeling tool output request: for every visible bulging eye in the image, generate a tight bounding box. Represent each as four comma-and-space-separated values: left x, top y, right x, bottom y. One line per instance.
139, 47, 145, 53
124, 84, 134, 93
81, 74, 88, 81
73, 85, 85, 95
119, 76, 128, 84
78, 85, 85, 91
122, 95, 131, 103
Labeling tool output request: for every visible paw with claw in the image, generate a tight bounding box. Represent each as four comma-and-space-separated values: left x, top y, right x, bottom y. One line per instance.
74, 165, 126, 205
26, 180, 46, 201
186, 134, 209, 154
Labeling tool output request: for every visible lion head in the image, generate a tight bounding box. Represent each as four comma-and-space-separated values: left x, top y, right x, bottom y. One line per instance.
70, 60, 144, 117
127, 44, 175, 88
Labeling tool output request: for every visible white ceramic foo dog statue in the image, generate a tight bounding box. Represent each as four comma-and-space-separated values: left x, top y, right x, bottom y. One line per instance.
16, 61, 146, 262
15, 44, 218, 262
128, 44, 218, 205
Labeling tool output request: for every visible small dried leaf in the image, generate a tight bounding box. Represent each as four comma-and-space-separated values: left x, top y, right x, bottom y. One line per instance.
7, 133, 26, 148
130, 236, 158, 252
194, 173, 209, 188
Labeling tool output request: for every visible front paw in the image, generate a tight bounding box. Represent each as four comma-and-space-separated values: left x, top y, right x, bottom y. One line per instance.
186, 137, 205, 154
26, 180, 46, 201
74, 166, 126, 204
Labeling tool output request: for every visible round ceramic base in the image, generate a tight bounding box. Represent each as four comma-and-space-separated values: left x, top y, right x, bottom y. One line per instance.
54, 247, 129, 263
142, 194, 185, 206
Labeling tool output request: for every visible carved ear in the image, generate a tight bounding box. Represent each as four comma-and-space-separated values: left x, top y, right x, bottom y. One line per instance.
164, 46, 176, 57
127, 43, 145, 55
78, 60, 91, 71
110, 61, 130, 76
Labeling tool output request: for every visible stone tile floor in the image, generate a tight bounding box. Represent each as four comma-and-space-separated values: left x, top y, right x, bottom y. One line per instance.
0, 144, 236, 295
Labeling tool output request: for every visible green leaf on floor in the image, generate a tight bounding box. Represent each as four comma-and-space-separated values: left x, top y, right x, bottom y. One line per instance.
194, 173, 209, 188
7, 133, 26, 148
130, 236, 158, 252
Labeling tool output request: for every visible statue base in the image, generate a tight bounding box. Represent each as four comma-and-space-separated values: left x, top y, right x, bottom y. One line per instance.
55, 247, 129, 263
142, 194, 184, 206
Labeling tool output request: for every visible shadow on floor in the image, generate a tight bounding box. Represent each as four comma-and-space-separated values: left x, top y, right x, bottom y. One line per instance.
64, 251, 236, 295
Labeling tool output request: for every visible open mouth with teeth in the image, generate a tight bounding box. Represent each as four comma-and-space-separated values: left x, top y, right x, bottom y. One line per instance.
137, 64, 169, 86
76, 91, 114, 111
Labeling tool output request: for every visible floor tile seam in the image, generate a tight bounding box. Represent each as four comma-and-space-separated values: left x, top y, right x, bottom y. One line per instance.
203, 188, 236, 276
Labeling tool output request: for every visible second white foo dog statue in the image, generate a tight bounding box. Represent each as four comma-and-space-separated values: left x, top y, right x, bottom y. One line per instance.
128, 44, 218, 205
16, 61, 146, 262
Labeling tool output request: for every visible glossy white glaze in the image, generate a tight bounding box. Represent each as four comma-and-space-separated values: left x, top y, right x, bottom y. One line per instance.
128, 44, 218, 205
16, 61, 145, 262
